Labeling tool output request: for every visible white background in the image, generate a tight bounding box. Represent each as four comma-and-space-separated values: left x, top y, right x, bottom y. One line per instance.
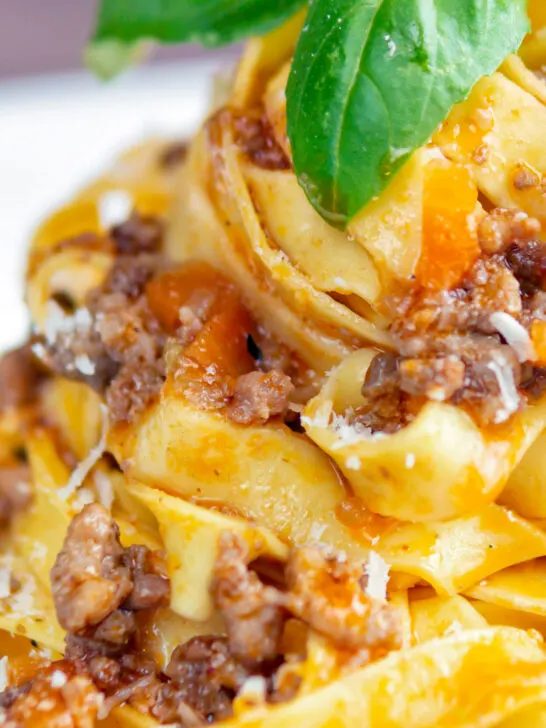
0, 60, 220, 350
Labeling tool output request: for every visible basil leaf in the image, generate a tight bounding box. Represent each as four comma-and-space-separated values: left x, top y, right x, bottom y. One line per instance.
84, 40, 150, 81
92, 0, 307, 47
287, 0, 529, 227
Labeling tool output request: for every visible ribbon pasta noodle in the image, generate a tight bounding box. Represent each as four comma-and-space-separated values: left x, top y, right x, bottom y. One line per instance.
4, 3, 546, 728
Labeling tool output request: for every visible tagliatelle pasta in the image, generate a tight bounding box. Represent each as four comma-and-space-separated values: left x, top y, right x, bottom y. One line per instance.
4, 4, 546, 728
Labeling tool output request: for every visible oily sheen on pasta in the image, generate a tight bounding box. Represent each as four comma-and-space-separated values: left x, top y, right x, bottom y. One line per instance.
3, 3, 546, 728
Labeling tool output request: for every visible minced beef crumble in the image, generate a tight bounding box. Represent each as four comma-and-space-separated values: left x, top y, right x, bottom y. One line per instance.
34, 212, 294, 427
360, 207, 546, 431
1, 506, 401, 726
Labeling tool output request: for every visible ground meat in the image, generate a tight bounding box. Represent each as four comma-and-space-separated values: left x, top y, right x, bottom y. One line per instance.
285, 547, 401, 654
39, 322, 117, 392
85, 657, 120, 691
38, 243, 297, 428
66, 633, 242, 725
505, 238, 546, 296
99, 253, 164, 299
355, 390, 412, 434
358, 353, 412, 433
122, 545, 170, 610
45, 520, 402, 726
360, 216, 546, 429
48, 508, 174, 723
159, 141, 188, 169
170, 350, 294, 428
0, 661, 101, 728
0, 684, 31, 711
477, 208, 540, 254
51, 504, 133, 633
0, 345, 42, 411
398, 356, 465, 401
513, 165, 541, 191
106, 360, 165, 424
453, 343, 522, 424
39, 251, 167, 424
92, 610, 137, 646
361, 353, 399, 400
226, 371, 294, 425
212, 533, 401, 677
170, 355, 235, 411
211, 532, 285, 669
110, 215, 164, 256
155, 636, 250, 723
392, 257, 522, 356
232, 110, 291, 171
0, 465, 31, 527
52, 505, 170, 636
92, 292, 165, 365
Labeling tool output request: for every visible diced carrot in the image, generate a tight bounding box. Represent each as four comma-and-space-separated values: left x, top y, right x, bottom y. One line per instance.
146, 262, 232, 333
184, 292, 255, 377
531, 320, 546, 364
8, 654, 50, 688
146, 261, 256, 376
416, 159, 480, 290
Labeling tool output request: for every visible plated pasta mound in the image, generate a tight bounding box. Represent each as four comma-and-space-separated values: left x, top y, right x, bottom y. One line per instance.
6, 5, 546, 728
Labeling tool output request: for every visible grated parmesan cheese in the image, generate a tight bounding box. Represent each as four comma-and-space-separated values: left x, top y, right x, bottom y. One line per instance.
0, 557, 12, 599
31, 543, 48, 562
330, 411, 382, 450
405, 453, 416, 469
74, 354, 96, 376
98, 190, 133, 228
58, 405, 109, 501
486, 350, 520, 423
50, 670, 67, 688
43, 302, 92, 346
10, 575, 37, 617
309, 523, 328, 542
287, 402, 304, 413
0, 657, 8, 692
300, 400, 333, 430
444, 620, 464, 636
44, 301, 69, 345
237, 676, 267, 703
364, 551, 390, 601
31, 342, 47, 361
72, 487, 96, 511
489, 312, 536, 363
345, 455, 361, 470
302, 405, 385, 449
94, 471, 114, 511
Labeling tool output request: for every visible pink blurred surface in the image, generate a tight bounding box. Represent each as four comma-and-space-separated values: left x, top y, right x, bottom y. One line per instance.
0, 0, 232, 78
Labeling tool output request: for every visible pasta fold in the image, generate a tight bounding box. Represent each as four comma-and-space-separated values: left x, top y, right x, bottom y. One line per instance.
109, 395, 370, 558
303, 350, 546, 522
217, 628, 546, 728
465, 559, 546, 616
129, 481, 288, 621
376, 504, 546, 594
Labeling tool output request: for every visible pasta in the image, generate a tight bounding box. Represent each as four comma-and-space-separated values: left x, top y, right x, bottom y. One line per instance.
4, 3, 546, 727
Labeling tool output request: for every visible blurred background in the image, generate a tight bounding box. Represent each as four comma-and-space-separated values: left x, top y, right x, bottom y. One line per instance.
0, 0, 238, 349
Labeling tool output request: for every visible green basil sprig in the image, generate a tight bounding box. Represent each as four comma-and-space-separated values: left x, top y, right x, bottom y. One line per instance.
89, 0, 529, 228
287, 0, 529, 227
92, 0, 306, 48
